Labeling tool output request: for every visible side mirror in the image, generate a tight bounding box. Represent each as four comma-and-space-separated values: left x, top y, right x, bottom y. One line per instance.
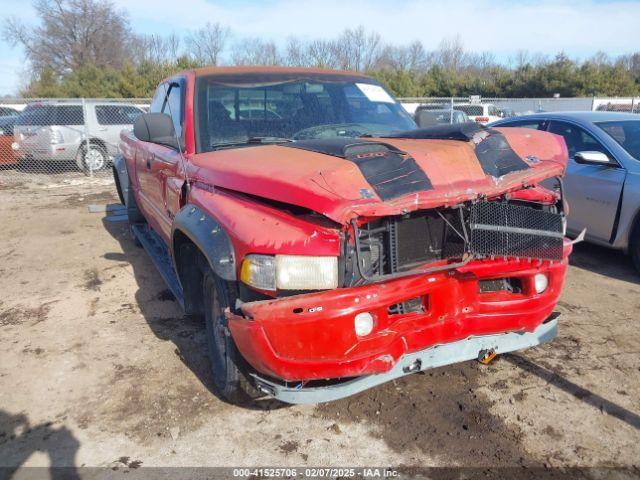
133, 113, 180, 150
574, 151, 615, 166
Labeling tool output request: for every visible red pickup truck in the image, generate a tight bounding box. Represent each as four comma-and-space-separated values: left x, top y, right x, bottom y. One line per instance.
114, 66, 572, 405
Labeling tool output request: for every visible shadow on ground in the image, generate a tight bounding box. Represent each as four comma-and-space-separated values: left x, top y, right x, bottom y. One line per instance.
314, 361, 536, 467
101, 213, 281, 412
570, 242, 639, 284
0, 410, 80, 479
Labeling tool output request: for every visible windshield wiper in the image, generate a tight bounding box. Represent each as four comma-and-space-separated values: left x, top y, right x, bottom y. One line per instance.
211, 136, 293, 150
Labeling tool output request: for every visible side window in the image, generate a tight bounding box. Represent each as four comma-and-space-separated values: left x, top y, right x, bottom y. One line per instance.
163, 83, 183, 139
96, 105, 142, 125
55, 106, 84, 125
548, 121, 608, 158
501, 120, 545, 130
149, 85, 166, 113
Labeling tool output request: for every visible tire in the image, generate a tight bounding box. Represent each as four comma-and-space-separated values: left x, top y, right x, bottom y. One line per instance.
77, 142, 107, 173
630, 221, 640, 273
202, 267, 261, 404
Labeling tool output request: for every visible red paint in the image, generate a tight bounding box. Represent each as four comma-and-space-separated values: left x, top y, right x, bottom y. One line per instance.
120, 67, 573, 384
227, 241, 571, 380
0, 135, 17, 165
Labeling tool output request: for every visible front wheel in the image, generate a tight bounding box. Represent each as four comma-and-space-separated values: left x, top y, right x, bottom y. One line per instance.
202, 267, 261, 404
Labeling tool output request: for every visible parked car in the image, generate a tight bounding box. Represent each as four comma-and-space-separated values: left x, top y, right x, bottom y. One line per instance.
0, 107, 19, 117
13, 101, 144, 172
0, 116, 18, 166
414, 107, 470, 127
491, 111, 640, 271
114, 66, 571, 405
454, 103, 502, 124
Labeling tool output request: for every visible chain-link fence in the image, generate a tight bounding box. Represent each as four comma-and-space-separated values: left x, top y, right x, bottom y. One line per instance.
398, 96, 640, 128
0, 98, 150, 186
1, 95, 638, 187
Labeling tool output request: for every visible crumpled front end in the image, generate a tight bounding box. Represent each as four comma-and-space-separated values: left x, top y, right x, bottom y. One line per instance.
220, 123, 572, 396
227, 240, 571, 382
226, 185, 571, 383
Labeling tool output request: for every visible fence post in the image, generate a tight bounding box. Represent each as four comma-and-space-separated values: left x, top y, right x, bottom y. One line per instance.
450, 97, 454, 123
81, 97, 92, 177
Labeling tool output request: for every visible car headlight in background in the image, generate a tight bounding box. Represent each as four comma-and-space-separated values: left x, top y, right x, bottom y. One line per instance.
241, 254, 338, 291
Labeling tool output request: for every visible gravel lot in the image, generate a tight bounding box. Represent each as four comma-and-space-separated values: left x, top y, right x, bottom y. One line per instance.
0, 179, 639, 475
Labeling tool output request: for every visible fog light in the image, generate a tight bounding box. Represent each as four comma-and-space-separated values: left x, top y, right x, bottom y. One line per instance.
534, 273, 548, 294
354, 312, 375, 336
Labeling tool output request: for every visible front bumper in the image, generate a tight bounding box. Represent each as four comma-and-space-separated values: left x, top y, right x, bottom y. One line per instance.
226, 242, 571, 383
252, 317, 558, 404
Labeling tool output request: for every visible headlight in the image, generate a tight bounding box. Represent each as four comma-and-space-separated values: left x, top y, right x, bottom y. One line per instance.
534, 273, 548, 294
241, 254, 338, 291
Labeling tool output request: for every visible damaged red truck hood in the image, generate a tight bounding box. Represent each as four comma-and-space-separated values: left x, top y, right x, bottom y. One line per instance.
189, 127, 568, 224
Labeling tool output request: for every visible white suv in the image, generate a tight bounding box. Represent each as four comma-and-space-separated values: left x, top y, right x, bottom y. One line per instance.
13, 101, 144, 172
454, 103, 502, 124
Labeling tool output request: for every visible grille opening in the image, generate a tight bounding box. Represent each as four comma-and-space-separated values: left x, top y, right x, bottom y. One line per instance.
388, 296, 426, 315
354, 209, 466, 281
478, 277, 522, 293
346, 198, 564, 287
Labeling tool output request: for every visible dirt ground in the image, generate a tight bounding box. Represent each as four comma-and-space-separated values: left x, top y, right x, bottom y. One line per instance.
0, 178, 639, 475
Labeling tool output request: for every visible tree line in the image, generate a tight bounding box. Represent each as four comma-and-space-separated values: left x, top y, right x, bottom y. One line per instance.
3, 0, 640, 99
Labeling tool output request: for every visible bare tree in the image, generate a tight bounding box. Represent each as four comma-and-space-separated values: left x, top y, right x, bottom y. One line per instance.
231, 38, 280, 66
337, 26, 382, 71
186, 22, 230, 66
436, 35, 466, 71
378, 41, 428, 72
284, 37, 310, 67
132, 33, 182, 64
3, 0, 134, 74
306, 39, 340, 68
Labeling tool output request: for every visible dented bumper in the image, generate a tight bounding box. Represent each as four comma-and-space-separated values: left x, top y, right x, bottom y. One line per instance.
251, 318, 558, 404
226, 241, 571, 384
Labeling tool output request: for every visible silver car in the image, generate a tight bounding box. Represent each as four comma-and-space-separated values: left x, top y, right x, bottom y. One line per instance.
491, 112, 640, 271
13, 101, 144, 172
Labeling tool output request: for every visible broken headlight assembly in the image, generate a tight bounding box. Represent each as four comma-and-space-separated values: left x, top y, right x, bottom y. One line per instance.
240, 254, 339, 291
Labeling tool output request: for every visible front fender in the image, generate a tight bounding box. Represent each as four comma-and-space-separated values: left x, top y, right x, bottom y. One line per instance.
171, 204, 236, 281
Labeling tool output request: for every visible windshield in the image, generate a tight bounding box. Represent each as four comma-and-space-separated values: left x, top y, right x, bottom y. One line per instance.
596, 120, 640, 160
196, 76, 415, 152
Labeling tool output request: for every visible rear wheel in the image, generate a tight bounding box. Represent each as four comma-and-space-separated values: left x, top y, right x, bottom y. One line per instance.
202, 267, 261, 404
77, 142, 107, 173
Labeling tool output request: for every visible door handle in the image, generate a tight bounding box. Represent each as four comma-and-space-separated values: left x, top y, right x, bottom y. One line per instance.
146, 155, 153, 169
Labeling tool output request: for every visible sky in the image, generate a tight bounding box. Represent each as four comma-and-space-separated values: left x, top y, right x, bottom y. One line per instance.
1, 0, 639, 95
